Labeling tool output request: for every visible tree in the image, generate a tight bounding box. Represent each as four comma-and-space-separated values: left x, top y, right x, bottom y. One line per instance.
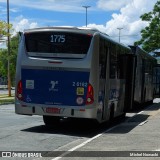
0, 34, 19, 86
0, 21, 8, 37
134, 0, 160, 52
0, 21, 12, 37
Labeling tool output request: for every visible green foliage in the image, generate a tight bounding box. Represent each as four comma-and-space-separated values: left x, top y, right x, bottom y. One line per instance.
0, 20, 12, 37
0, 34, 19, 86
134, 0, 160, 52
0, 49, 7, 77
0, 97, 15, 105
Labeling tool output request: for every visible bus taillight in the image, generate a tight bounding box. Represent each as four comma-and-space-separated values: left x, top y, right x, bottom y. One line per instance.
17, 80, 23, 100
86, 83, 94, 105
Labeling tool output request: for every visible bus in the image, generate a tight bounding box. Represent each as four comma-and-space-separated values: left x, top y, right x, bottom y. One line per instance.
15, 27, 136, 125
153, 64, 160, 98
124, 46, 157, 110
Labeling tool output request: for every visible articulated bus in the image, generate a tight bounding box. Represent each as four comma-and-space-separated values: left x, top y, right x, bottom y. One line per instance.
153, 64, 160, 98
124, 46, 157, 110
15, 27, 155, 125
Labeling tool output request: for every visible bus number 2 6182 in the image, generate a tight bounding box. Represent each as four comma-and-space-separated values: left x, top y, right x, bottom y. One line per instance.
72, 82, 88, 87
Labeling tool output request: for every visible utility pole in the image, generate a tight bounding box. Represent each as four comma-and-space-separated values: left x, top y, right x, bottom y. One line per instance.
82, 6, 91, 27
117, 27, 123, 43
7, 0, 11, 97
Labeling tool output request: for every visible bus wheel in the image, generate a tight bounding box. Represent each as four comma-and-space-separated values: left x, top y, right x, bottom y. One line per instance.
109, 104, 114, 123
153, 88, 156, 99
143, 88, 146, 103
43, 116, 60, 126
121, 112, 126, 120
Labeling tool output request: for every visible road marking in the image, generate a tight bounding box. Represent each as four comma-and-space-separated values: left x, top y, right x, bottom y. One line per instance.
135, 105, 152, 115
138, 120, 148, 126
51, 104, 159, 160
51, 125, 118, 160
138, 104, 160, 119
148, 109, 160, 118
137, 111, 144, 115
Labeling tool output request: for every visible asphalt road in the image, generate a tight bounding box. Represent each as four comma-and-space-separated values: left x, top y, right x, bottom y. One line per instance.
0, 104, 117, 151
0, 103, 160, 160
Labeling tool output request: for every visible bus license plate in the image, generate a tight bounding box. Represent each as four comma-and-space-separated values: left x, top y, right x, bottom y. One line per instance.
46, 108, 60, 114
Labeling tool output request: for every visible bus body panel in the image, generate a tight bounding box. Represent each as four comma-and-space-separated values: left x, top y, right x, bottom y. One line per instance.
15, 27, 131, 123
129, 46, 157, 107
153, 64, 160, 98
15, 27, 156, 124
15, 28, 99, 121
21, 68, 89, 106
15, 103, 98, 119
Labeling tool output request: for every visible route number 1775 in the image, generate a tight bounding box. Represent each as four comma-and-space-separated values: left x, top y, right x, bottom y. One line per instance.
50, 35, 65, 43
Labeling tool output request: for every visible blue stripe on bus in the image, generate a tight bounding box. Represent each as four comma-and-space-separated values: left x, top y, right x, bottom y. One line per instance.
21, 69, 90, 106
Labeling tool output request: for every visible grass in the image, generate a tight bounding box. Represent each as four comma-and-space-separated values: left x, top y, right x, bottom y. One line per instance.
0, 94, 15, 105
0, 99, 15, 105
0, 94, 14, 98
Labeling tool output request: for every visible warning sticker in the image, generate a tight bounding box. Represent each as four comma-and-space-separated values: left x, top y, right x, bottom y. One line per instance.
76, 87, 84, 95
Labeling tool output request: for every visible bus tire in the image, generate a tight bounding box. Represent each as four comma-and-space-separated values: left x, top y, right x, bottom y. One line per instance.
121, 112, 126, 119
109, 104, 114, 123
153, 88, 156, 99
43, 116, 60, 126
143, 88, 146, 103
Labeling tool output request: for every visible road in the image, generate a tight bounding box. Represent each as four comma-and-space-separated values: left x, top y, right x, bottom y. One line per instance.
0, 104, 114, 151
0, 103, 160, 160
0, 89, 15, 95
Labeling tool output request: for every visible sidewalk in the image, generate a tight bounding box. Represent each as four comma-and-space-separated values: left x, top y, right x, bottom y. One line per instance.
79, 103, 160, 159
55, 102, 160, 160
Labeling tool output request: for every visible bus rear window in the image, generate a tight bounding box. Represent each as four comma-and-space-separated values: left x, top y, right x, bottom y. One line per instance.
24, 32, 92, 58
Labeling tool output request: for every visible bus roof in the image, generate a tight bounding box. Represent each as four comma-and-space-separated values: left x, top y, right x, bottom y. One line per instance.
24, 26, 129, 50
24, 26, 102, 34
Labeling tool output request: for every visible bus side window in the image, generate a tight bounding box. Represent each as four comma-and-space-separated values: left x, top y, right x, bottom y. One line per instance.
110, 47, 117, 79
99, 38, 107, 79
117, 48, 128, 79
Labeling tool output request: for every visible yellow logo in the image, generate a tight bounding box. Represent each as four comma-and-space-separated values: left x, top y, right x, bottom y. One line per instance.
76, 87, 84, 95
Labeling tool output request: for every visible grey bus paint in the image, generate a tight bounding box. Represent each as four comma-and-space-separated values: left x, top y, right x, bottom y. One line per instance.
15, 27, 156, 124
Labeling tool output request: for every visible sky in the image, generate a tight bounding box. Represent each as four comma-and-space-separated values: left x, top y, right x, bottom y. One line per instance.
0, 0, 158, 48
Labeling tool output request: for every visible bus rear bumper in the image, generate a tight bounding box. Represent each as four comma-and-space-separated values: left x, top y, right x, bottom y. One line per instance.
15, 102, 98, 119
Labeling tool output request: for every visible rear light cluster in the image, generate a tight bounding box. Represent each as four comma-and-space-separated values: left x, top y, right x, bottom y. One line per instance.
17, 80, 23, 100
86, 83, 94, 105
